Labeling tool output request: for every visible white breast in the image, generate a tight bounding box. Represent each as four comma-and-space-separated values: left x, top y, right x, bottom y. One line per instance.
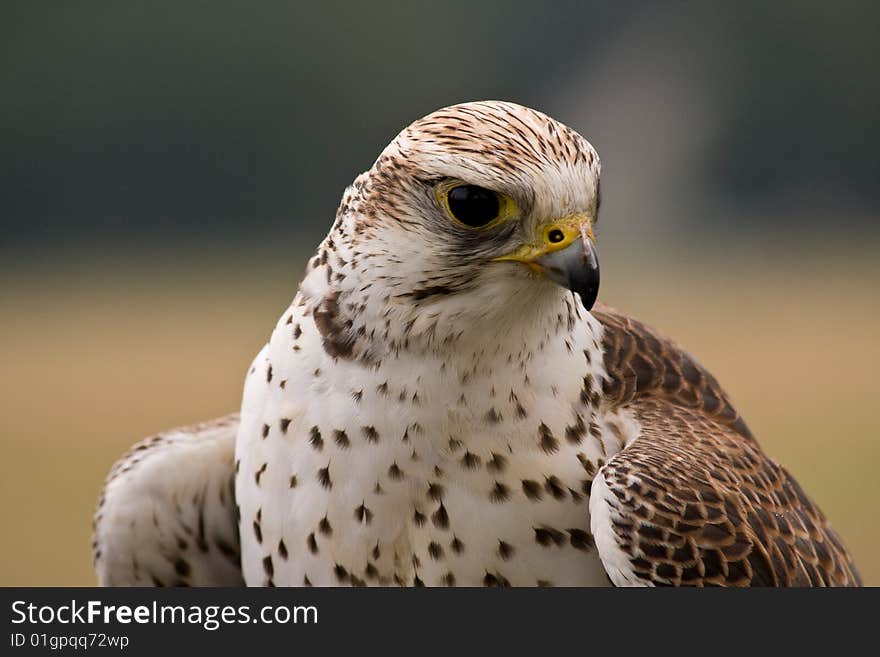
235, 295, 634, 586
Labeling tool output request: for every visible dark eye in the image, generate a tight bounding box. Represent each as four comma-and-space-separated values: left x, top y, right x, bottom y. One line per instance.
447, 185, 501, 228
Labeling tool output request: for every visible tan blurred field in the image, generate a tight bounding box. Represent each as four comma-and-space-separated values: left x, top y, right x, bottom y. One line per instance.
1, 247, 878, 586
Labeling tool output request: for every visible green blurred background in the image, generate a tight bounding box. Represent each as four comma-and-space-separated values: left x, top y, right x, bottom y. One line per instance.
2, 1, 878, 585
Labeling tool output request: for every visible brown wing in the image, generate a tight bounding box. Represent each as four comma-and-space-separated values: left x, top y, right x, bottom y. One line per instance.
590, 305, 861, 587
593, 303, 753, 439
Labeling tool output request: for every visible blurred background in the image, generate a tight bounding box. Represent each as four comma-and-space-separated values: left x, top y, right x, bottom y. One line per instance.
2, 1, 878, 585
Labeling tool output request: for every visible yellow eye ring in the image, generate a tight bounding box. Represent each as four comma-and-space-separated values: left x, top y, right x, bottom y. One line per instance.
436, 181, 517, 230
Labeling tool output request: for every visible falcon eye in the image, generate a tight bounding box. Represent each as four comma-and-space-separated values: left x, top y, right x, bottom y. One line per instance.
446, 185, 501, 228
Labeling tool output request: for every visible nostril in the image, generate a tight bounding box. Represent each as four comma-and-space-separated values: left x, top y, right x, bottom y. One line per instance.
547, 229, 565, 244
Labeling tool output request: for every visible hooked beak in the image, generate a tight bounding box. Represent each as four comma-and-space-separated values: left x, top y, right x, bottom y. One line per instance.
493, 214, 600, 310
535, 236, 600, 310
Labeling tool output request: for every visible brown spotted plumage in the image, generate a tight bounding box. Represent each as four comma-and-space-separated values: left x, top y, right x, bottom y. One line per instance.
594, 304, 752, 438
590, 306, 860, 586
93, 415, 243, 586
592, 398, 860, 586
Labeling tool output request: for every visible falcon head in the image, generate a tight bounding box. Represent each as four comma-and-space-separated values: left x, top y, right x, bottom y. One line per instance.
310, 101, 602, 351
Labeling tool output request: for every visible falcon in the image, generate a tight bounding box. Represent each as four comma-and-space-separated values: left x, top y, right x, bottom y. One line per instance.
94, 101, 861, 587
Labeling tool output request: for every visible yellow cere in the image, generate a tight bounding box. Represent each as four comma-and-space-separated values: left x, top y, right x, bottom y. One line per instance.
493, 213, 594, 267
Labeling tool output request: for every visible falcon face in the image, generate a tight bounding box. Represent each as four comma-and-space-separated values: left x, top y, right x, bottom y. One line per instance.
320, 102, 601, 348
95, 101, 861, 588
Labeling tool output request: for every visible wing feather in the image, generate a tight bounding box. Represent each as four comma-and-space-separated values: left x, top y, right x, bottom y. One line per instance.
593, 303, 752, 438
93, 414, 244, 586
590, 306, 861, 587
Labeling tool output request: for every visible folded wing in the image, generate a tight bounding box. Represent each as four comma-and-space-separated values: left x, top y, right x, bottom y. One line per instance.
590, 305, 861, 586
93, 414, 244, 586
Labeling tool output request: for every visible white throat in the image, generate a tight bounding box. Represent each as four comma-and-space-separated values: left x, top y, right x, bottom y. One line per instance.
235, 230, 628, 587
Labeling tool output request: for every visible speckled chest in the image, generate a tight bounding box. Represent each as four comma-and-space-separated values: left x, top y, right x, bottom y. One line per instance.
234, 301, 631, 587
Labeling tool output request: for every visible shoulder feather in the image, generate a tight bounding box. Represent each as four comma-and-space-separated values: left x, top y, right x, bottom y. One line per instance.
93, 414, 244, 586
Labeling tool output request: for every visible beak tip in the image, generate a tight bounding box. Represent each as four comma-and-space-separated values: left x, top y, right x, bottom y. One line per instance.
575, 278, 599, 310
536, 237, 600, 311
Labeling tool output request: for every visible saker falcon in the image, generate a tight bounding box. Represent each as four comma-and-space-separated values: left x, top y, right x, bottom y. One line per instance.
94, 101, 861, 587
